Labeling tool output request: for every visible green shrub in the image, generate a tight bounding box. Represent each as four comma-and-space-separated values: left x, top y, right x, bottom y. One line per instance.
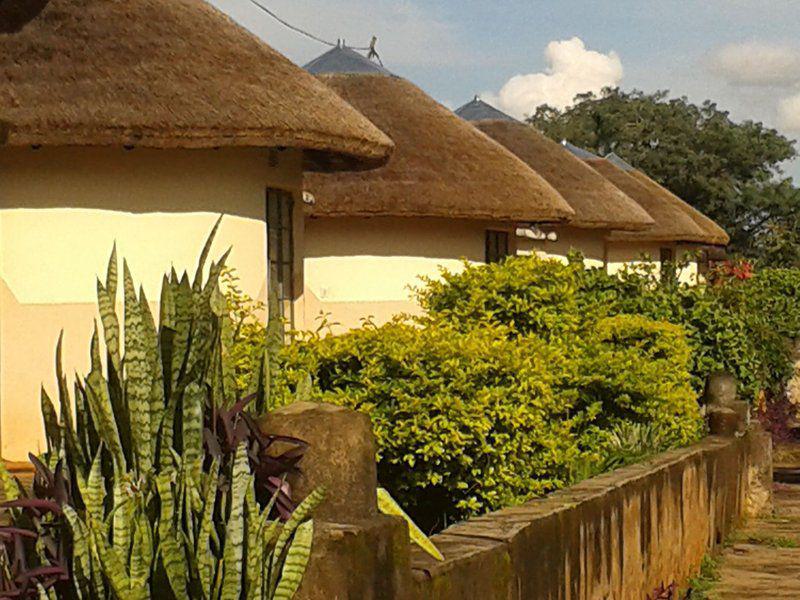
420, 255, 800, 402
277, 314, 701, 529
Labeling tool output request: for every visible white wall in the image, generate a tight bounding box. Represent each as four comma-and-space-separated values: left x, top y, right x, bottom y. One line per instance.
0, 146, 304, 459
303, 216, 511, 332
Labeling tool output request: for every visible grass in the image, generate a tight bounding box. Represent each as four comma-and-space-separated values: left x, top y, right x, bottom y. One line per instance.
683, 555, 720, 599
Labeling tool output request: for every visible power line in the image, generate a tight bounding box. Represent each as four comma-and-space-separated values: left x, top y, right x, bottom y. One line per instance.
247, 0, 371, 50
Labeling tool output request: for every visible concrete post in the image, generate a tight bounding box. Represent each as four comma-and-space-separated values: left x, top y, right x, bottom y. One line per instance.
706, 372, 748, 436
259, 402, 411, 600
744, 426, 774, 518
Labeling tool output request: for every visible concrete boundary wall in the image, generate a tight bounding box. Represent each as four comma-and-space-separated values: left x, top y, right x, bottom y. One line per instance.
410, 433, 767, 600
260, 403, 770, 600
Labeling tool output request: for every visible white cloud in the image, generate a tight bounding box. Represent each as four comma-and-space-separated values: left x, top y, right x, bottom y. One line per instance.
484, 37, 623, 120
779, 92, 800, 131
210, 0, 466, 69
708, 41, 800, 86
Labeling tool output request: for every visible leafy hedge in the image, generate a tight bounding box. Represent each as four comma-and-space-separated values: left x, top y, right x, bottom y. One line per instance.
256, 255, 800, 528
276, 311, 701, 529
419, 255, 800, 402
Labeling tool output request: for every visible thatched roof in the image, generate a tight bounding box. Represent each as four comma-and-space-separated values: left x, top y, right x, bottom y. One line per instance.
606, 154, 730, 246
0, 0, 394, 172
583, 158, 715, 244
462, 116, 654, 231
304, 71, 574, 221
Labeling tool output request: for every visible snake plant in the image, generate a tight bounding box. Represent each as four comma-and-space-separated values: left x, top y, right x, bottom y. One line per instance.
4, 219, 320, 599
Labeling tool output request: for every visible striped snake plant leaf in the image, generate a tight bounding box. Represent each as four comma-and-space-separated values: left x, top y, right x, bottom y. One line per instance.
139, 288, 165, 461
85, 361, 125, 472
82, 448, 106, 521
159, 273, 177, 331
377, 487, 444, 561
220, 443, 250, 600
90, 515, 136, 600
156, 473, 189, 598
269, 487, 326, 592
170, 273, 193, 389
243, 479, 263, 600
112, 477, 134, 558
272, 520, 314, 600
197, 462, 219, 595
182, 382, 204, 484
74, 379, 97, 463
40, 388, 62, 455
97, 280, 121, 375
63, 505, 103, 600
193, 216, 223, 293
123, 261, 153, 473
106, 243, 119, 302
129, 514, 152, 598
56, 332, 86, 474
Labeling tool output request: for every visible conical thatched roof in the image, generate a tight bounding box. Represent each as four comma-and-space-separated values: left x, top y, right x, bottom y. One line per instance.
606, 154, 730, 246
0, 0, 394, 171
583, 157, 714, 243
458, 110, 654, 230
303, 69, 574, 221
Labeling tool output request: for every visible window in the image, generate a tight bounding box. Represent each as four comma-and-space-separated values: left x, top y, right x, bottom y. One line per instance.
267, 189, 295, 331
660, 247, 675, 282
485, 230, 510, 264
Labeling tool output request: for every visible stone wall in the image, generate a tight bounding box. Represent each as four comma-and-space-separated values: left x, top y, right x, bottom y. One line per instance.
411, 433, 768, 600
260, 403, 771, 600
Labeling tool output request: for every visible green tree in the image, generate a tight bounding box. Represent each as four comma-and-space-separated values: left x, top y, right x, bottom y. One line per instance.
528, 88, 800, 265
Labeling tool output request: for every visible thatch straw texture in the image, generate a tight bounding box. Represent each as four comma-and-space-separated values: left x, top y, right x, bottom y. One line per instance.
585, 158, 714, 243
0, 0, 394, 171
627, 170, 729, 246
305, 74, 574, 221
473, 120, 654, 231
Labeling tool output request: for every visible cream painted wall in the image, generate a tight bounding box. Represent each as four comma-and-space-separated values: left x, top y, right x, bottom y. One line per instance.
517, 226, 606, 268
606, 241, 700, 284
303, 217, 509, 332
0, 146, 303, 460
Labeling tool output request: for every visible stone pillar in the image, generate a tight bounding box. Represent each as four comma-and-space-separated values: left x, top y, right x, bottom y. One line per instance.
706, 372, 748, 436
259, 402, 411, 600
744, 426, 774, 518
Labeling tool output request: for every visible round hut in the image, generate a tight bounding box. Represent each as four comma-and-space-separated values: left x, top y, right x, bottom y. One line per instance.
566, 146, 729, 282
302, 46, 573, 331
456, 97, 654, 267
0, 0, 393, 460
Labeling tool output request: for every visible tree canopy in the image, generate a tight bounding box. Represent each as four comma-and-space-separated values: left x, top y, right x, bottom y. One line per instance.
528, 88, 800, 266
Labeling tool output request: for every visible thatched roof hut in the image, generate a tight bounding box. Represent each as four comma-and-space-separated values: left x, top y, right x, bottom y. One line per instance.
606, 154, 730, 246
0, 0, 394, 171
303, 48, 574, 222
456, 99, 654, 231
582, 156, 713, 244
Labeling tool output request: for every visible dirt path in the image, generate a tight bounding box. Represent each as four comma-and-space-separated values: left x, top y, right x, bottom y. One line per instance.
712, 484, 800, 598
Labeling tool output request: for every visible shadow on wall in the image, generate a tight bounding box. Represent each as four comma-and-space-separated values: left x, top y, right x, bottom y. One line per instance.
0, 146, 300, 219
0, 0, 49, 34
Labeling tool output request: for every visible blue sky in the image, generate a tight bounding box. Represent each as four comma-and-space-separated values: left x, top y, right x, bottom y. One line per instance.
211, 0, 800, 179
